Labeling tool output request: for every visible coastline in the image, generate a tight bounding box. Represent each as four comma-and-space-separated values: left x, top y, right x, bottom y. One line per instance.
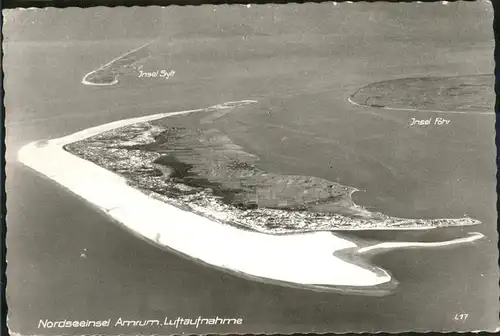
17, 101, 484, 294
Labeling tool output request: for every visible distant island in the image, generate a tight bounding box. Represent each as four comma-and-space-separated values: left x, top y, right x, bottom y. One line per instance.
349, 74, 493, 114
81, 42, 154, 86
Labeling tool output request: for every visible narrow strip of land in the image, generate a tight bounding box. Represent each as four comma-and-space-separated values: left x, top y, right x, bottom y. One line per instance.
81, 41, 155, 86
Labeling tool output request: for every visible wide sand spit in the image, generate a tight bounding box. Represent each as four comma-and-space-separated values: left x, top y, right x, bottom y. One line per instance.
18, 101, 484, 295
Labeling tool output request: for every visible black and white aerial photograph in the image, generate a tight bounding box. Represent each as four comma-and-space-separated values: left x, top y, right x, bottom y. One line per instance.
3, 1, 499, 334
